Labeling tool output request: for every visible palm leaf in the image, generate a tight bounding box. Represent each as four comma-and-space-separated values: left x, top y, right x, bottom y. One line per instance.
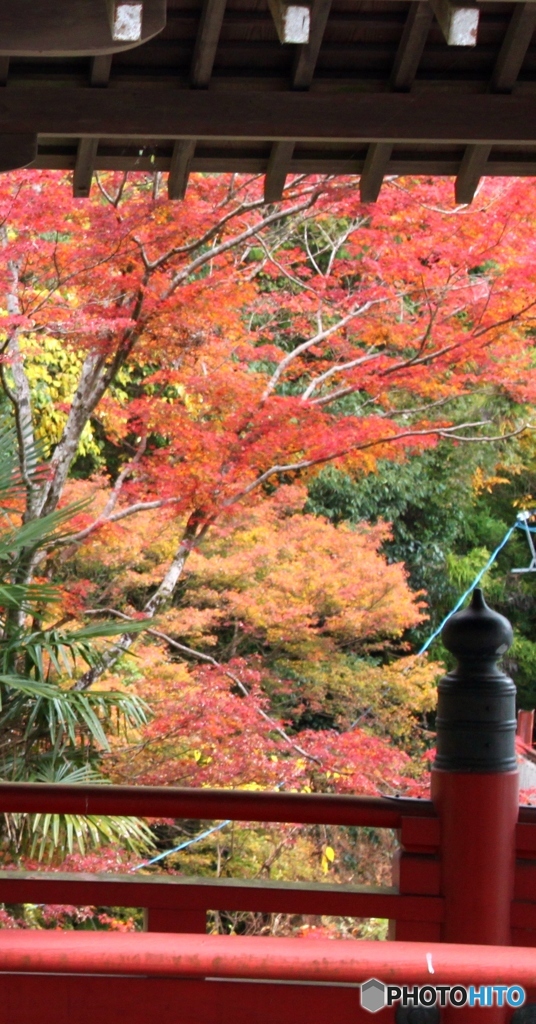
8, 763, 155, 860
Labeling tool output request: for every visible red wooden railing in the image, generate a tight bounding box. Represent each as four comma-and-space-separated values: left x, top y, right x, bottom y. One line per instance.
0, 781, 534, 1022
0, 592, 535, 1023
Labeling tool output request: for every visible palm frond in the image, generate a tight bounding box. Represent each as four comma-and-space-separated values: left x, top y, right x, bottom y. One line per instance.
6, 763, 155, 860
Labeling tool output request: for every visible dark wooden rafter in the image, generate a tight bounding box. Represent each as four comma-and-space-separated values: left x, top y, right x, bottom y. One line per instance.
168, 0, 227, 200
71, 58, 113, 198
5, 87, 536, 142
264, 0, 332, 203
360, 0, 433, 202
0, 58, 10, 86
29, 151, 536, 177
492, 1, 536, 92
292, 0, 332, 89
455, 1, 536, 203
264, 141, 296, 202
73, 56, 114, 197
90, 55, 113, 86
190, 0, 227, 88
0, 136, 37, 174
73, 138, 100, 198
359, 143, 393, 203
390, 1, 434, 91
455, 143, 492, 204
168, 139, 196, 200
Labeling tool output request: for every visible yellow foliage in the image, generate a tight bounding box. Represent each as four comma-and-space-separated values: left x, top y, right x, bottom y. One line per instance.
21, 335, 101, 459
472, 466, 512, 496
184, 493, 425, 655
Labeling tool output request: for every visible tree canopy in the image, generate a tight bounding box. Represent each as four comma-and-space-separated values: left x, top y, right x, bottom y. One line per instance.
0, 170, 533, 927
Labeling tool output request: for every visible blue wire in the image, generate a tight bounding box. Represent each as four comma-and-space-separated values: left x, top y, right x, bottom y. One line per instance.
133, 819, 232, 871
132, 783, 285, 871
417, 520, 518, 656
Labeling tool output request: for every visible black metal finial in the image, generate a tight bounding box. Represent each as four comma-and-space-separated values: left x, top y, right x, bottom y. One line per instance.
442, 588, 513, 672
434, 589, 517, 773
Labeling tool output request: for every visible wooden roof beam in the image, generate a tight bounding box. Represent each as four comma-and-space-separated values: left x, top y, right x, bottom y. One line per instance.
361, 2, 433, 202
190, 0, 228, 88
168, 140, 196, 200
167, 0, 227, 199
428, 0, 479, 46
390, 1, 433, 90
90, 55, 113, 86
73, 138, 100, 198
491, 1, 536, 92
292, 0, 332, 89
455, 2, 536, 203
455, 143, 491, 203
264, 0, 330, 202
76, 53, 114, 197
8, 87, 536, 144
0, 135, 37, 173
359, 143, 393, 203
264, 141, 295, 202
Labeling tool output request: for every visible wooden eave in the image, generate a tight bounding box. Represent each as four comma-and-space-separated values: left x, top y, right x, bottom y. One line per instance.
3, 0, 536, 200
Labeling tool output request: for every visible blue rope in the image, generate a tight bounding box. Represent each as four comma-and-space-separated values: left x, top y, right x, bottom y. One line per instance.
132, 819, 232, 871
417, 520, 518, 656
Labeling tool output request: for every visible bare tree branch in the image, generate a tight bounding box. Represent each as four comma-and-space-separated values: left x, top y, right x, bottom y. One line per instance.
261, 301, 379, 402
84, 607, 322, 766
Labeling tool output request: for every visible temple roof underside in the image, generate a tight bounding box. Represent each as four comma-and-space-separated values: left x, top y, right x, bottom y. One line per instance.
3, 0, 536, 201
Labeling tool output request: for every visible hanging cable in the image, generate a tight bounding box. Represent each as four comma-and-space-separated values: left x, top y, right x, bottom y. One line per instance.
132, 819, 232, 871
418, 519, 519, 655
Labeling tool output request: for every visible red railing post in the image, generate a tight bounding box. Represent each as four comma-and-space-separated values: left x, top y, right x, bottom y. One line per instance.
517, 709, 534, 748
431, 589, 519, 1023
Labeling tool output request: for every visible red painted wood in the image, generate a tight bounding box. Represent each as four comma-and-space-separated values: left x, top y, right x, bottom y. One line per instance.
390, 921, 442, 941
432, 770, 519, 945
145, 907, 207, 932
516, 822, 536, 853
397, 854, 441, 896
390, 815, 441, 939
0, 932, 533, 985
511, 900, 536, 929
0, 871, 445, 923
515, 860, 536, 899
512, 927, 536, 949
517, 710, 534, 746
0, 976, 389, 1024
399, 816, 441, 852
518, 805, 536, 823
432, 768, 520, 1024
0, 781, 433, 827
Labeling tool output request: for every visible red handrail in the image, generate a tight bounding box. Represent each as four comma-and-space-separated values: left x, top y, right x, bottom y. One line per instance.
0, 932, 532, 985
0, 781, 435, 826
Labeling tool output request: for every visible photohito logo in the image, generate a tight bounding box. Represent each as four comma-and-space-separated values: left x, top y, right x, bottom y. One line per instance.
360, 980, 526, 1013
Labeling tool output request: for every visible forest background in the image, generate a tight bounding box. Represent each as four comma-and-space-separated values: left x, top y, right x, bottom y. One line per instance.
0, 169, 534, 935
